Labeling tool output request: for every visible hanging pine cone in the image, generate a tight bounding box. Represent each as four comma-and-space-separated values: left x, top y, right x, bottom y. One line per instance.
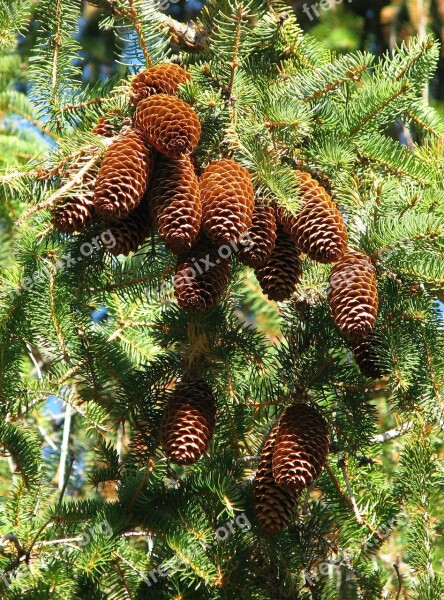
174, 238, 231, 312
161, 378, 216, 465
52, 154, 97, 233
200, 159, 254, 244
105, 200, 152, 257
149, 155, 201, 254
328, 251, 378, 339
238, 204, 277, 267
273, 403, 329, 492
254, 227, 302, 302
130, 63, 191, 105
135, 94, 201, 158
254, 425, 299, 533
52, 193, 95, 233
277, 171, 348, 264
94, 128, 153, 220
91, 116, 117, 137
352, 337, 385, 379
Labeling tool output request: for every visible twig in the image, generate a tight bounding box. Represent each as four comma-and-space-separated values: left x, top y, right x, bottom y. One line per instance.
57, 403, 72, 491
94, 0, 210, 52
51, 0, 62, 105
38, 426, 57, 450
227, 3, 244, 98
0, 533, 23, 557
393, 563, 402, 600
350, 84, 411, 137
15, 150, 105, 227
154, 12, 209, 52
370, 422, 413, 444
338, 457, 364, 526
128, 0, 152, 67
325, 462, 376, 533
59, 97, 104, 114
26, 344, 43, 380
25, 455, 74, 562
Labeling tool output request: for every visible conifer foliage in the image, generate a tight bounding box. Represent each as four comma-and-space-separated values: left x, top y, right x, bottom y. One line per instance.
1, 0, 444, 598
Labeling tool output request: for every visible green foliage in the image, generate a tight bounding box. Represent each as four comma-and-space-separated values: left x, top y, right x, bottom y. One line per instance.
0, 0, 443, 598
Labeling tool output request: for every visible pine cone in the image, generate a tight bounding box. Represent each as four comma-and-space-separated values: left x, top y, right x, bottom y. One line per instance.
52, 155, 97, 233
277, 171, 348, 264
52, 194, 95, 233
174, 238, 231, 313
352, 337, 385, 379
135, 94, 201, 158
200, 159, 254, 244
130, 63, 191, 105
161, 378, 216, 465
254, 425, 299, 533
150, 155, 201, 254
91, 116, 117, 137
238, 204, 277, 267
254, 227, 302, 302
94, 128, 153, 220
273, 403, 329, 492
105, 200, 152, 257
328, 251, 378, 339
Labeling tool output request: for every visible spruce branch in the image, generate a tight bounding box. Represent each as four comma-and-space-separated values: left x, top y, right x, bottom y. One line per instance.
350, 83, 411, 137
25, 454, 74, 563
103, 0, 210, 51
370, 422, 414, 444
58, 97, 105, 114
302, 62, 369, 104
405, 109, 444, 138
325, 462, 376, 534
51, 0, 62, 106
14, 146, 109, 227
227, 2, 245, 99
159, 13, 210, 52
394, 38, 435, 82
48, 269, 70, 362
393, 563, 403, 600
128, 0, 153, 68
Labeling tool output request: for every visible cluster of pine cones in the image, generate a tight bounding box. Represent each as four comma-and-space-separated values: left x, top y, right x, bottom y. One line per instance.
51, 62, 380, 362
159, 373, 329, 534
254, 403, 329, 533
51, 63, 383, 532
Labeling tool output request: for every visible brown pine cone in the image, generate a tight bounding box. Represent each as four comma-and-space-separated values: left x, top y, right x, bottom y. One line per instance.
52, 154, 97, 233
200, 159, 254, 244
174, 239, 231, 312
91, 117, 117, 137
277, 171, 348, 264
130, 63, 191, 106
254, 226, 302, 302
238, 204, 277, 267
150, 155, 201, 254
94, 128, 153, 220
273, 403, 329, 492
105, 200, 152, 257
352, 337, 385, 379
328, 251, 378, 339
135, 94, 201, 158
254, 425, 299, 533
161, 377, 216, 465
52, 194, 95, 233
